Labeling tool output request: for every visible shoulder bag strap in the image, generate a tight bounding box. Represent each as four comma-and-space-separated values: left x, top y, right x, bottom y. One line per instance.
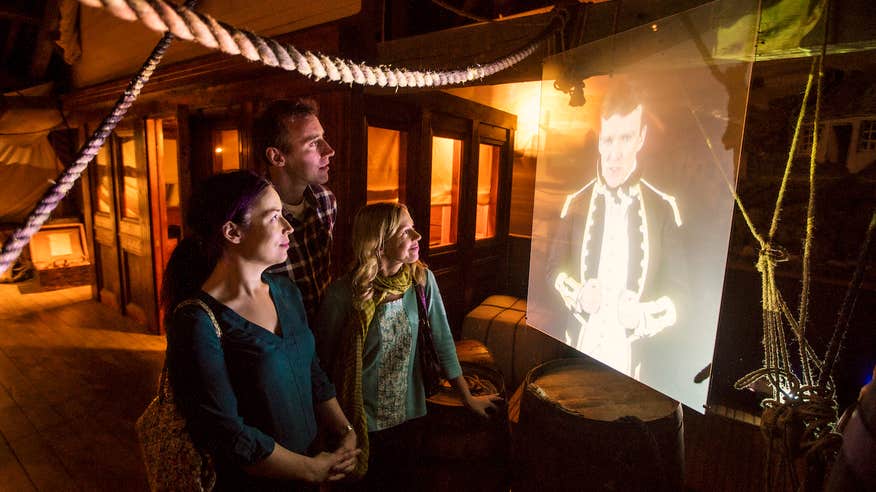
174, 299, 222, 339
414, 283, 429, 328
159, 299, 223, 402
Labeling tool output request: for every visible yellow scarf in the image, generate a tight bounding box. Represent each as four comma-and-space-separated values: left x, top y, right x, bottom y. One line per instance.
334, 265, 413, 480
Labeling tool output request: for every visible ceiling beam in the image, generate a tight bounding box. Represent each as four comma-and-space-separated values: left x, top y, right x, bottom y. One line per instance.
29, 0, 62, 82
0, 5, 41, 25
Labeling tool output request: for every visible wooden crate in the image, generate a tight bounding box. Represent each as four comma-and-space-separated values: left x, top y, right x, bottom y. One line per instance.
28, 222, 94, 291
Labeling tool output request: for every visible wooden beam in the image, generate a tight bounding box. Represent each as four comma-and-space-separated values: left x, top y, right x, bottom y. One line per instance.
29, 0, 62, 82
0, 5, 41, 25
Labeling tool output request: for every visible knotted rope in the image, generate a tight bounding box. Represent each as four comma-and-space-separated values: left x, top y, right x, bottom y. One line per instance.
77, 0, 563, 88
0, 1, 197, 276
726, 2, 873, 488
730, 51, 840, 492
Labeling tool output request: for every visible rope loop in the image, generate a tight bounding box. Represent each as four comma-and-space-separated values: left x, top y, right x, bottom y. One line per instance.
756, 242, 789, 274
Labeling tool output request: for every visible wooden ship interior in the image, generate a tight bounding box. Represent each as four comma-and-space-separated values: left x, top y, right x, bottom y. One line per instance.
0, 0, 874, 490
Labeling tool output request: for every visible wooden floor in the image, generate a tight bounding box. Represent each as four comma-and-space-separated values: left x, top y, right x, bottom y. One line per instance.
0, 282, 784, 491
0, 283, 164, 491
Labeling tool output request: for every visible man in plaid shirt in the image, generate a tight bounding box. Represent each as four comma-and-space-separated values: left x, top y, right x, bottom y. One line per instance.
255, 99, 337, 321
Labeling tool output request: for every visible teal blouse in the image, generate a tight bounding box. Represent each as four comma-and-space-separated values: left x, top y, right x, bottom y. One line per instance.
166, 274, 335, 490
315, 269, 463, 431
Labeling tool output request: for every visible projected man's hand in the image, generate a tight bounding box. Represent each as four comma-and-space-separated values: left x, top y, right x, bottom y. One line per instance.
617, 290, 643, 330
576, 279, 602, 315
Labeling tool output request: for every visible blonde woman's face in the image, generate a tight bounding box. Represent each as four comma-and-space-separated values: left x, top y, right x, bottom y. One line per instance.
381, 210, 422, 270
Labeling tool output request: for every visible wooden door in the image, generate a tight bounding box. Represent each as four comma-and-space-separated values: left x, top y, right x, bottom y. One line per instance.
89, 132, 123, 310
87, 119, 159, 331
146, 116, 188, 332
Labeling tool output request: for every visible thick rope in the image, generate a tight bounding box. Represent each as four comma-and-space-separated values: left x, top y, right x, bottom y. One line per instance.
732, 54, 819, 400
78, 0, 562, 89
732, 4, 852, 488
0, 0, 561, 275
768, 56, 817, 242
797, 52, 824, 387
0, 3, 193, 275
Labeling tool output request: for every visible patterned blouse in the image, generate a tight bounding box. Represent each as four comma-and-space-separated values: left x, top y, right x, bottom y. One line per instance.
370, 299, 413, 430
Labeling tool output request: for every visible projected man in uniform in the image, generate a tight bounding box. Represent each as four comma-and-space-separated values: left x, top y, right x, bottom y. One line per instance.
549, 83, 683, 377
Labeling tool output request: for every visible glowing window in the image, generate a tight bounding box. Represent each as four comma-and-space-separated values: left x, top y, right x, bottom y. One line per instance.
476, 144, 500, 240
858, 120, 876, 151
162, 121, 180, 208
430, 136, 461, 248
213, 129, 241, 171
367, 126, 407, 204
118, 130, 140, 219
95, 145, 112, 214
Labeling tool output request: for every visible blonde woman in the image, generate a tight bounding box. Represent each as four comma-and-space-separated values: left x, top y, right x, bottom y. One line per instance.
316, 202, 500, 489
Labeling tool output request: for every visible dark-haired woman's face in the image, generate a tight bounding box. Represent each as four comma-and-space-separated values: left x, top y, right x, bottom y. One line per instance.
236, 187, 293, 266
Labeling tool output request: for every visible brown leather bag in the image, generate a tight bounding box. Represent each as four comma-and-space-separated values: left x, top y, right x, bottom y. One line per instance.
135, 299, 219, 492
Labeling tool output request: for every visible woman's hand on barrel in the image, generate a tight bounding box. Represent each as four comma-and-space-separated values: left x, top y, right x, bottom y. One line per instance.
464, 394, 504, 419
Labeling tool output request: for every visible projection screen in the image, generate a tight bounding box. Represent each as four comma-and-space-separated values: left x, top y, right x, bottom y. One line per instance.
527, 0, 758, 411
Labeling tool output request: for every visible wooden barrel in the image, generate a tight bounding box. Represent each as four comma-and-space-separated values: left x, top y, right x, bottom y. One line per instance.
415, 360, 510, 492
462, 296, 577, 390
513, 358, 684, 492
454, 338, 500, 373
421, 361, 509, 461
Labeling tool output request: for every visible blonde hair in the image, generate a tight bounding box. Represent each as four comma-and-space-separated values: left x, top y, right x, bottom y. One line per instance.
351, 202, 427, 309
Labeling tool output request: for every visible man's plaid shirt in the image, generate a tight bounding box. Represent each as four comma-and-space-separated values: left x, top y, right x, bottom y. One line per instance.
267, 184, 336, 321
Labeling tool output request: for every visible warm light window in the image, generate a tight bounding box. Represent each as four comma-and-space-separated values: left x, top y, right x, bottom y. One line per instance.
95, 145, 112, 214
430, 136, 461, 248
476, 144, 500, 240
213, 129, 241, 170
858, 120, 876, 151
367, 126, 407, 204
162, 122, 180, 208
118, 130, 140, 219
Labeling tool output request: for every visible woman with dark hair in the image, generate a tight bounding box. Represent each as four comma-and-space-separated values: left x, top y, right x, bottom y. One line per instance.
162, 170, 358, 491
316, 202, 501, 489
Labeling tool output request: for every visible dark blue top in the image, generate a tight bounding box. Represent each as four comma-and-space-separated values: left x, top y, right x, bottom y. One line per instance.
166, 274, 335, 491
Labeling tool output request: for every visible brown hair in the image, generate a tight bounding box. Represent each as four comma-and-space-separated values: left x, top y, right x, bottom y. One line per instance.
253, 98, 319, 172
161, 170, 272, 313
600, 80, 645, 120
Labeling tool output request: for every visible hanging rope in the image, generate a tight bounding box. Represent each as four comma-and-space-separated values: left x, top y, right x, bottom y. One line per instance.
730, 53, 841, 490
818, 209, 876, 389
726, 2, 868, 489
0, 2, 195, 276
77, 0, 564, 88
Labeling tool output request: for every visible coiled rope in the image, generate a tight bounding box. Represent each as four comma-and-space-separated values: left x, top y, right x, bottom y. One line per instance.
77, 0, 563, 88
0, 1, 197, 276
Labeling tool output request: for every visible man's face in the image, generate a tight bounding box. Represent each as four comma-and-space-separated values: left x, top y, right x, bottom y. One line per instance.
598, 105, 646, 189
274, 113, 335, 187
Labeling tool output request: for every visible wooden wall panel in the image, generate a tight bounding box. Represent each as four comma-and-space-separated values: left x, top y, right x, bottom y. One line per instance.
95, 242, 120, 308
